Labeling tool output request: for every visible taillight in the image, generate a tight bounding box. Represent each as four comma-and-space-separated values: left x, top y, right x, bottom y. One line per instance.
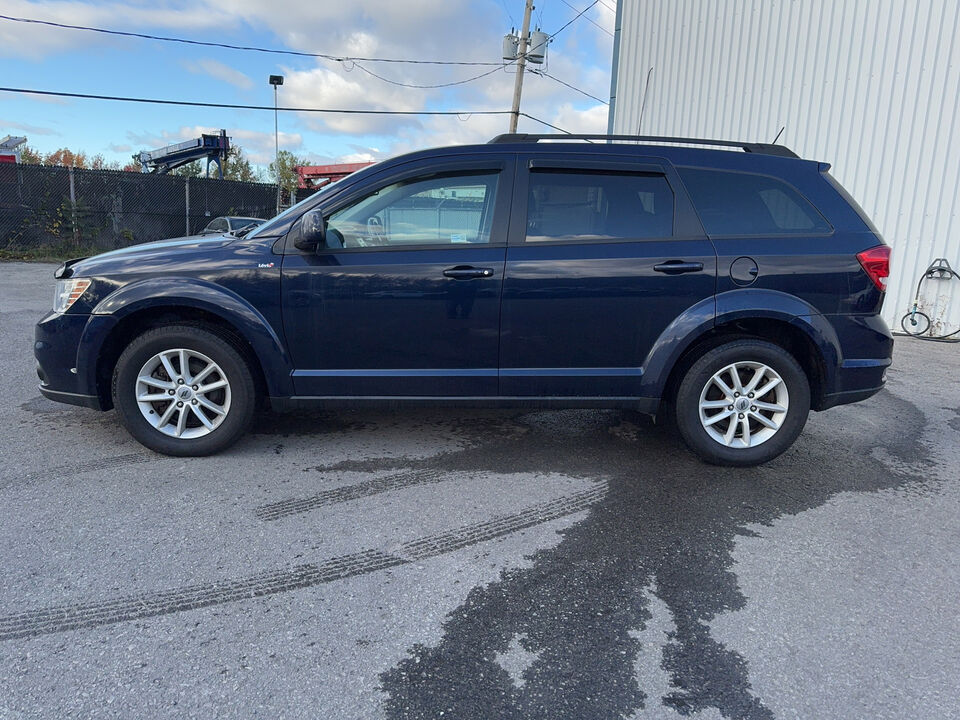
857, 245, 890, 291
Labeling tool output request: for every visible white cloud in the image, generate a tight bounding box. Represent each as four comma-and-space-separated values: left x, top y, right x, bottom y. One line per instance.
185, 58, 254, 90
11, 91, 70, 106
551, 102, 609, 133
0, 1, 234, 59
5, 0, 614, 163
0, 119, 59, 136
337, 150, 381, 163
280, 65, 426, 136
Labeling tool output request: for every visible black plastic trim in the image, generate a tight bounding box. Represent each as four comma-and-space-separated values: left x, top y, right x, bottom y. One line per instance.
38, 386, 104, 410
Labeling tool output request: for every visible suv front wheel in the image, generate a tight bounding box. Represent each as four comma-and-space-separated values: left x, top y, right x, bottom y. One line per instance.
112, 325, 256, 456
675, 339, 810, 466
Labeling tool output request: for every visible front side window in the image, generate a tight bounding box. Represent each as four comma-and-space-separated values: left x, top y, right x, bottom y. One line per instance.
525, 170, 674, 242
326, 171, 499, 248
205, 218, 228, 233
678, 167, 831, 235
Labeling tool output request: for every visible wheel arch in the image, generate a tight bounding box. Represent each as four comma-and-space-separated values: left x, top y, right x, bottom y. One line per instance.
658, 316, 834, 415
642, 290, 843, 414
83, 279, 293, 409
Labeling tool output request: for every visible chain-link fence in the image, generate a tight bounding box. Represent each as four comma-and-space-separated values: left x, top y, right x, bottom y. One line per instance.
0, 163, 281, 256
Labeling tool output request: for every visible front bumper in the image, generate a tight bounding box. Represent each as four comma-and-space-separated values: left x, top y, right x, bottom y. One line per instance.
38, 386, 102, 409
34, 311, 107, 410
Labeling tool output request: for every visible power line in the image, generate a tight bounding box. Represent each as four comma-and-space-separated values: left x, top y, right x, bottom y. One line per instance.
0, 14, 502, 66
519, 112, 573, 134
558, 0, 613, 37
0, 13, 605, 95
0, 86, 573, 136
500, 0, 518, 26
549, 0, 600, 41
597, 0, 616, 13
0, 86, 514, 117
349, 62, 508, 90
527, 69, 609, 105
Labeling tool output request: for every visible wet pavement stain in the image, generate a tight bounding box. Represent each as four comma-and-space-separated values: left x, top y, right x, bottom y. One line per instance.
380, 393, 931, 720
948, 407, 960, 433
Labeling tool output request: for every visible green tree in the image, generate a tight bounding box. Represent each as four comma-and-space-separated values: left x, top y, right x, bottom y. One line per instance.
172, 160, 203, 177
170, 146, 257, 180
20, 145, 42, 165
268, 149, 306, 194
223, 145, 260, 182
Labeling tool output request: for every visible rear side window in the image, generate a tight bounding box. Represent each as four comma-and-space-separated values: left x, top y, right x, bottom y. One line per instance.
526, 170, 674, 242
678, 167, 831, 235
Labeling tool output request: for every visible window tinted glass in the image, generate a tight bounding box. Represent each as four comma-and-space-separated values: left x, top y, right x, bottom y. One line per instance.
327, 171, 498, 248
678, 167, 831, 235
206, 218, 228, 232
526, 170, 673, 242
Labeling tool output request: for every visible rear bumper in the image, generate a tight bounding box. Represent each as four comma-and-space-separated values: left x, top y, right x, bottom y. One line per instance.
817, 313, 893, 410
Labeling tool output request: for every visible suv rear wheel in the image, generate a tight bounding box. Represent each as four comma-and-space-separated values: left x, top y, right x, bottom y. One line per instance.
112, 325, 256, 456
675, 339, 810, 466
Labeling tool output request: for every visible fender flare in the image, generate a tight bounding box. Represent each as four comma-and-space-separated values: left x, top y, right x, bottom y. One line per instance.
638, 289, 842, 400
79, 277, 294, 398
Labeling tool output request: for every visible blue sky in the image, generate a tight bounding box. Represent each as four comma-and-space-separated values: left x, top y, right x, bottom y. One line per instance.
0, 0, 614, 170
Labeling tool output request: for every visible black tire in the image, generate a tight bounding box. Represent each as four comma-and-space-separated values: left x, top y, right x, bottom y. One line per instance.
112, 325, 256, 456
674, 339, 811, 467
900, 311, 931, 336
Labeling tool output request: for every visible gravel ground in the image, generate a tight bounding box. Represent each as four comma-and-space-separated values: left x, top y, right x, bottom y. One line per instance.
1, 261, 958, 720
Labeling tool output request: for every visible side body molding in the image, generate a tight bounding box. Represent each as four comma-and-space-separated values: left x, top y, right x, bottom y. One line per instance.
84, 277, 294, 397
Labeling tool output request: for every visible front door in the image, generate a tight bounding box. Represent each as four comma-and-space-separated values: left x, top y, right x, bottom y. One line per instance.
281, 158, 513, 397
499, 154, 716, 397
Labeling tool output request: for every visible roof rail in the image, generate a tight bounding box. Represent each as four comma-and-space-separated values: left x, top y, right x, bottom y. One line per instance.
488, 133, 799, 159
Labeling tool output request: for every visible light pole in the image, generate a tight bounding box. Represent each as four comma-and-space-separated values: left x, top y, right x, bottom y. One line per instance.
269, 74, 284, 216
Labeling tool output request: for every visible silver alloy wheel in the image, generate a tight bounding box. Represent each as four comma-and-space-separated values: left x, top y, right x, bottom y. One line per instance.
135, 348, 231, 439
698, 361, 789, 449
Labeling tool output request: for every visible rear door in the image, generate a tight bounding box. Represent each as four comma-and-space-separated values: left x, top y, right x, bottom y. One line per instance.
499, 153, 716, 397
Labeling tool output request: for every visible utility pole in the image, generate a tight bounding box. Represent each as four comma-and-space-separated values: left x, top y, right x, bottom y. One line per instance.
509, 0, 535, 133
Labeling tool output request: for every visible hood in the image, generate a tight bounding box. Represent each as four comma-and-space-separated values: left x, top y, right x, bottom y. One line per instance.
62, 234, 235, 278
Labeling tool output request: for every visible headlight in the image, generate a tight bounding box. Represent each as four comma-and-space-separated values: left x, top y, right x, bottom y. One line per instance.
54, 278, 91, 313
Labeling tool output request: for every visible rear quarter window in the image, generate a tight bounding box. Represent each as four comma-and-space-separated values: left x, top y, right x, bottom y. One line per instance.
678, 167, 831, 236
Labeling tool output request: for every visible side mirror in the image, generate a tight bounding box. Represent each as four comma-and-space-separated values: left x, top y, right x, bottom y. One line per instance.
293, 209, 326, 251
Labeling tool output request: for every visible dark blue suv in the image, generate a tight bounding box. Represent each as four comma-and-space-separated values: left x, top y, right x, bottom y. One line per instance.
34, 134, 892, 466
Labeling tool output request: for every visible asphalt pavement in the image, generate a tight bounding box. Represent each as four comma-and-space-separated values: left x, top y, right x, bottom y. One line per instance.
1, 261, 958, 720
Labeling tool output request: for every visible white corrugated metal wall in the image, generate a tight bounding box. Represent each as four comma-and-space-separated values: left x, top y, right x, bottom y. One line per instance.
609, 0, 960, 336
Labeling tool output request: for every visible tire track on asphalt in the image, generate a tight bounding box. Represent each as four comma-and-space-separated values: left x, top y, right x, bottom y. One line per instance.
397, 485, 607, 560
1, 453, 154, 490
0, 485, 606, 641
255, 468, 447, 520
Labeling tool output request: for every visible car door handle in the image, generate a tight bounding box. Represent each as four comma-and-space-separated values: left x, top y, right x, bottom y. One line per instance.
653, 260, 704, 275
443, 266, 495, 279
